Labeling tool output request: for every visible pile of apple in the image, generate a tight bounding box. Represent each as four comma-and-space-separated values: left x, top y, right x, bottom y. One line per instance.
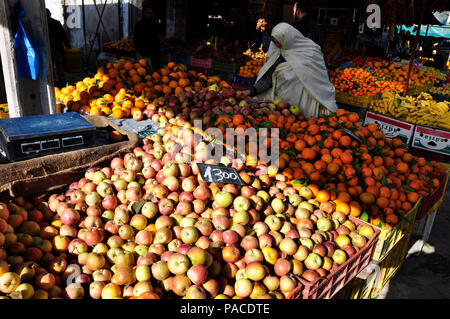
141, 88, 305, 129
0, 118, 376, 299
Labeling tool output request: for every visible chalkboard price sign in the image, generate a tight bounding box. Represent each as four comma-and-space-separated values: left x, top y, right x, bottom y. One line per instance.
197, 163, 245, 185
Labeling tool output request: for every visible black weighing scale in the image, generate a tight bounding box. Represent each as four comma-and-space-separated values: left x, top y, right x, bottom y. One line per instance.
0, 112, 100, 163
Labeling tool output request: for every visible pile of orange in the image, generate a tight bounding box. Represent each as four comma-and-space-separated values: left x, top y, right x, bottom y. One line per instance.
55, 60, 232, 120
238, 58, 265, 78
329, 56, 437, 96
277, 109, 442, 229
104, 36, 136, 53
329, 68, 405, 96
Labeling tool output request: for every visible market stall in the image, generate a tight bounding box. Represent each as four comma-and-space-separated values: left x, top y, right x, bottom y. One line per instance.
0, 0, 449, 302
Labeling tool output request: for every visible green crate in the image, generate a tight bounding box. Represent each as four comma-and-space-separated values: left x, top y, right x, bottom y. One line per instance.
212, 60, 240, 74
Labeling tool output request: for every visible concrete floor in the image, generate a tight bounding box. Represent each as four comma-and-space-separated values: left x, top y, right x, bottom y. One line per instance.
378, 186, 450, 299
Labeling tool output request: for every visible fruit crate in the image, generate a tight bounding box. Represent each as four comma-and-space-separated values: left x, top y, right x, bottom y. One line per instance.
345, 234, 411, 299
233, 74, 257, 87
287, 216, 380, 299
190, 56, 213, 69
370, 234, 412, 298
212, 60, 240, 74
370, 198, 421, 262
407, 85, 433, 96
416, 168, 449, 220
169, 53, 190, 66
335, 92, 379, 109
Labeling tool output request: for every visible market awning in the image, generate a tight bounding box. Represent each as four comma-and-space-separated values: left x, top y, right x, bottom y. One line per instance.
398, 24, 450, 38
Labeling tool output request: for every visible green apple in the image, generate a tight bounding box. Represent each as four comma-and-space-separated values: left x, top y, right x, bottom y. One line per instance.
289, 104, 301, 116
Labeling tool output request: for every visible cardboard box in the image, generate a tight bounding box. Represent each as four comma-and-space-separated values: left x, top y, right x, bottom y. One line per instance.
364, 112, 415, 144
412, 126, 450, 156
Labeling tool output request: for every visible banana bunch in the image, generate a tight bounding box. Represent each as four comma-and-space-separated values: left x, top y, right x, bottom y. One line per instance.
369, 91, 401, 115
370, 91, 450, 130
403, 95, 450, 129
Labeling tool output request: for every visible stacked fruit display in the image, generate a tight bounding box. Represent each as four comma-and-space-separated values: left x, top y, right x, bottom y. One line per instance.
329, 56, 438, 98
420, 66, 447, 82
55, 61, 231, 120
0, 116, 380, 299
238, 58, 265, 79
369, 92, 450, 130
104, 36, 136, 53
139, 87, 444, 230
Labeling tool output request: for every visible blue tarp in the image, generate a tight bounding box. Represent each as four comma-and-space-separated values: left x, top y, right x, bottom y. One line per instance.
398, 24, 450, 38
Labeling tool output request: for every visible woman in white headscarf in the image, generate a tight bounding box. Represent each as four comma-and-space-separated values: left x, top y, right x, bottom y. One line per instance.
247, 22, 337, 118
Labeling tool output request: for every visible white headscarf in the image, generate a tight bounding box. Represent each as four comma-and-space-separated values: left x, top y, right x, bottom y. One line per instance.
257, 22, 337, 112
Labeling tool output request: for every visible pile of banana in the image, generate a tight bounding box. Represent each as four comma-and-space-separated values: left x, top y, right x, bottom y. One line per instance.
369, 91, 401, 115
369, 92, 450, 130
403, 93, 450, 129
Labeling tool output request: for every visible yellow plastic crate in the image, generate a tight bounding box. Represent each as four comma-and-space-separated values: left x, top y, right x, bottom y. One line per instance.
63, 48, 83, 73
336, 92, 379, 108
370, 234, 412, 298
344, 271, 377, 299
345, 233, 412, 299
371, 198, 421, 262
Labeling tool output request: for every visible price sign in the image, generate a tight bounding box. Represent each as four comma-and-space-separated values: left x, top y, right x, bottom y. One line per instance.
197, 163, 245, 185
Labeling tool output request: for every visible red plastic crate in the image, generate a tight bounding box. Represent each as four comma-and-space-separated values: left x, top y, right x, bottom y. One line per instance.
190, 56, 213, 69
288, 216, 380, 299
416, 169, 449, 220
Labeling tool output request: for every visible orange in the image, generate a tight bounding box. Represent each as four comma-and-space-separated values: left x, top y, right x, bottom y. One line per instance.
349, 201, 362, 217
316, 190, 331, 203
376, 197, 389, 209
407, 191, 419, 203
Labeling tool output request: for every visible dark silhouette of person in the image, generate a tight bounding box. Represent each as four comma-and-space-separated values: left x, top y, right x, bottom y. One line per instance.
133, 3, 164, 70
292, 0, 323, 49
46, 9, 71, 87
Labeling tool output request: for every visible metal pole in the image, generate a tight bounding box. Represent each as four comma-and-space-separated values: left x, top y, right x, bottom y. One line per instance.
86, 0, 109, 63
403, 0, 428, 96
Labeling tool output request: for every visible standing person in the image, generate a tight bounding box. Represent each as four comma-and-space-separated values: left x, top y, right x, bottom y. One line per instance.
292, 0, 323, 49
46, 9, 71, 87
245, 23, 337, 119
133, 3, 164, 70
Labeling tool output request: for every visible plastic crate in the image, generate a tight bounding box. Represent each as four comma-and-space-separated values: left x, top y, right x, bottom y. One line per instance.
371, 199, 421, 262
416, 169, 449, 220
287, 216, 380, 299
335, 92, 379, 108
370, 234, 412, 298
170, 53, 190, 66
190, 56, 213, 69
233, 74, 256, 87
345, 234, 411, 299
406, 85, 433, 96
212, 60, 240, 74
